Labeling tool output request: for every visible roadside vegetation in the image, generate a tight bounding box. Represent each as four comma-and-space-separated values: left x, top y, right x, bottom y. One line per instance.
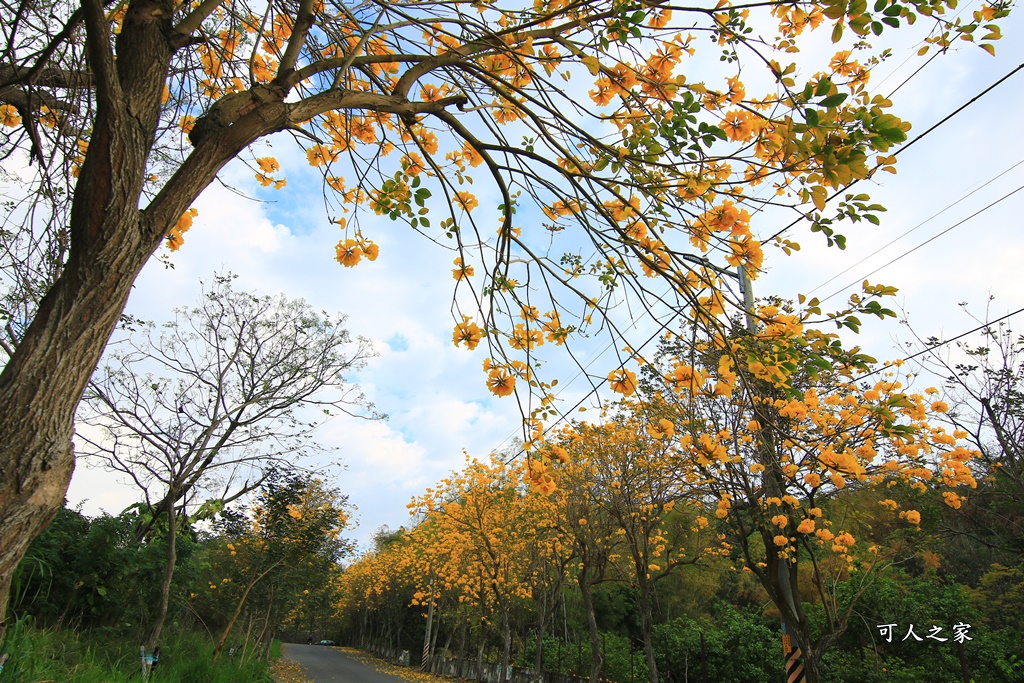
0, 469, 351, 682
335, 318, 1024, 683
0, 622, 276, 682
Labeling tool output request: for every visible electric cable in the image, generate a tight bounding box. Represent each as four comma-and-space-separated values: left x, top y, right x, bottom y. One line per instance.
805, 158, 1024, 299
817, 181, 1024, 304
765, 61, 1024, 244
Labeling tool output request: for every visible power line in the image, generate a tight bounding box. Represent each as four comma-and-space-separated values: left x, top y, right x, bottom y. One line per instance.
882, 50, 940, 97
870, 0, 976, 96
499, 304, 681, 463
514, 304, 1024, 464
807, 158, 1024, 299
494, 174, 1024, 461
500, 302, 1024, 466
492, 60, 1024, 462
766, 61, 1024, 243
858, 305, 1024, 382
817, 181, 1024, 304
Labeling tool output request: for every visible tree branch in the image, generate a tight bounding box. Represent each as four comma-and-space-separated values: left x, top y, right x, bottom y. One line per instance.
172, 0, 226, 44
80, 0, 122, 111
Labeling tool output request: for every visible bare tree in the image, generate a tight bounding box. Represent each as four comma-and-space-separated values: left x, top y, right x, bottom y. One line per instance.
913, 302, 1024, 555
78, 272, 376, 649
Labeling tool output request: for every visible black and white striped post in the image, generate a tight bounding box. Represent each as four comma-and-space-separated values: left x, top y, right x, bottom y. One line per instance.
421, 578, 435, 671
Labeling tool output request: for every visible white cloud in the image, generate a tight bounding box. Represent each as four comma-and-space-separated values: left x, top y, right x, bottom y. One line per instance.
64, 13, 1024, 548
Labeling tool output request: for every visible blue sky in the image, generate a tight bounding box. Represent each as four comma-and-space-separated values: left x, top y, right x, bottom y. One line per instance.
65, 8, 1024, 548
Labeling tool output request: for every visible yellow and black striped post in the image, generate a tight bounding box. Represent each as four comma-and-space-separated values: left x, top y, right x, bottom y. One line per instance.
781, 628, 806, 683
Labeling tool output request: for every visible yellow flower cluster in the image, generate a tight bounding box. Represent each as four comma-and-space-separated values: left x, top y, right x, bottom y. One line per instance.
334, 236, 380, 268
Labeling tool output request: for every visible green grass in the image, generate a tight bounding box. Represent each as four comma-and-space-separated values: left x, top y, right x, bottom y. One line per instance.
0, 618, 276, 683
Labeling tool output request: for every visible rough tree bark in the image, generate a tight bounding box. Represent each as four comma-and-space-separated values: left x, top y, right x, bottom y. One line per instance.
0, 0, 462, 636
0, 0, 177, 637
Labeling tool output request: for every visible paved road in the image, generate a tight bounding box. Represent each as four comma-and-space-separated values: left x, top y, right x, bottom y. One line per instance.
279, 644, 412, 683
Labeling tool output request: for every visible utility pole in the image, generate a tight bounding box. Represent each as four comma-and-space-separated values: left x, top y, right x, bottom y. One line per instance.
738, 265, 805, 683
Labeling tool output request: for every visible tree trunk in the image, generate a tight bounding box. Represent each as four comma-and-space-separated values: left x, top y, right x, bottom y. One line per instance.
638, 577, 659, 683
440, 627, 453, 675
430, 613, 441, 661
763, 543, 826, 683
212, 565, 272, 662
239, 609, 255, 663
794, 622, 821, 683
146, 495, 177, 651
363, 606, 370, 648
500, 608, 511, 683
456, 622, 467, 662
578, 570, 604, 683
534, 615, 544, 674
0, 0, 289, 638
247, 599, 274, 666
266, 629, 276, 662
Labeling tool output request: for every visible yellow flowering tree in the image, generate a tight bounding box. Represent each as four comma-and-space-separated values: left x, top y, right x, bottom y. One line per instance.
77, 273, 375, 651
334, 528, 418, 654
408, 454, 565, 681
914, 312, 1024, 555
642, 309, 979, 682
202, 472, 353, 662
547, 438, 626, 683
0, 0, 1010, 635
548, 415, 712, 683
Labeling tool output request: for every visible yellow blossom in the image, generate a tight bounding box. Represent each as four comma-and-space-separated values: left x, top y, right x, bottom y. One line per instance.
487, 367, 516, 397
608, 368, 637, 396
0, 104, 22, 127
452, 257, 475, 280
453, 317, 482, 350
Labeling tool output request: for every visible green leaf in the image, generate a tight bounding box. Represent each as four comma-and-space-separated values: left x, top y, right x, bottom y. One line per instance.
819, 93, 849, 107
